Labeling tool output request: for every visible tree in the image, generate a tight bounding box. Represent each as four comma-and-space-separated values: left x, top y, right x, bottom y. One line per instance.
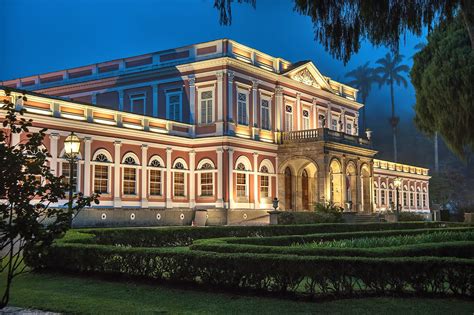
411, 15, 474, 159
0, 90, 99, 308
215, 0, 473, 64
344, 62, 379, 131
375, 53, 409, 162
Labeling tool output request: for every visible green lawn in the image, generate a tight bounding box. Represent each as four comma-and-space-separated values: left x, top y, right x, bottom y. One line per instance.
4, 271, 474, 315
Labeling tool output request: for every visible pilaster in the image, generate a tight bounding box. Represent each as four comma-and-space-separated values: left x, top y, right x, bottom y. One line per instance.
216, 147, 224, 207
189, 150, 196, 208
49, 133, 60, 176
188, 76, 196, 124
296, 92, 301, 130
166, 147, 173, 208
253, 152, 259, 209
141, 144, 148, 208
113, 141, 122, 208
227, 147, 234, 209
275, 85, 283, 132
216, 72, 224, 134
83, 137, 92, 196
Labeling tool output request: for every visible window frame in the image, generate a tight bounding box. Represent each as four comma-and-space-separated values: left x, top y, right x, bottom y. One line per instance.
196, 159, 217, 197
148, 156, 165, 197
129, 93, 146, 115
198, 87, 215, 125
285, 104, 293, 131
121, 153, 140, 196
236, 88, 250, 126
172, 159, 188, 198
166, 90, 183, 122
260, 95, 272, 131
302, 108, 310, 130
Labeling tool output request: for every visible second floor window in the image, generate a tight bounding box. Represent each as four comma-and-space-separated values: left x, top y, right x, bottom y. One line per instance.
237, 92, 248, 125
347, 123, 352, 134
302, 110, 310, 130
200, 90, 213, 124
130, 93, 146, 114
318, 114, 326, 128
332, 118, 338, 131
261, 99, 270, 130
167, 92, 181, 122
285, 105, 293, 131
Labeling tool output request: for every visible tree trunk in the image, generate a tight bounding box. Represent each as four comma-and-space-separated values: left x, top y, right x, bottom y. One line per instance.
434, 131, 439, 173
362, 95, 367, 132
461, 0, 474, 50
390, 80, 398, 162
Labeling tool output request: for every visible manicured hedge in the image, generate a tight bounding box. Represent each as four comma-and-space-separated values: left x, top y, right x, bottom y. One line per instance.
226, 227, 474, 246
277, 211, 343, 224
80, 222, 460, 247
30, 242, 474, 298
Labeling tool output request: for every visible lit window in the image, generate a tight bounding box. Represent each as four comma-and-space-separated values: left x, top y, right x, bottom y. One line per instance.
167, 92, 182, 121
130, 93, 146, 114
410, 189, 414, 207
149, 159, 162, 196
123, 156, 137, 195
199, 162, 214, 197
62, 161, 77, 192
200, 90, 213, 124
388, 190, 393, 205
174, 162, 185, 197
94, 153, 109, 194
261, 99, 270, 130
237, 92, 248, 125
260, 166, 269, 198
403, 191, 408, 207
302, 109, 310, 130
285, 105, 293, 131
236, 163, 247, 197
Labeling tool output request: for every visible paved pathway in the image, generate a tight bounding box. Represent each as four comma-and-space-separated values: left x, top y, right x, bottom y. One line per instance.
0, 307, 60, 314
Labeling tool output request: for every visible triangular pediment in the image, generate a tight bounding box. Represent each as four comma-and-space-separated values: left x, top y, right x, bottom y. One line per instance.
284, 62, 332, 91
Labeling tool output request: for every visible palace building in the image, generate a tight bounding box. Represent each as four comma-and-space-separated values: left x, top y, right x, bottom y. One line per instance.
0, 39, 430, 226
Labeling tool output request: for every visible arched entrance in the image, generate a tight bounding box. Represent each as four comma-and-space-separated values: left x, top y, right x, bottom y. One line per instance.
330, 159, 343, 206
302, 169, 309, 210
284, 167, 293, 210
346, 162, 357, 211
361, 164, 371, 212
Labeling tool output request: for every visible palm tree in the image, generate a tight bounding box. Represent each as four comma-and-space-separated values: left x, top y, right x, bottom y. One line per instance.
375, 53, 409, 162
345, 62, 379, 132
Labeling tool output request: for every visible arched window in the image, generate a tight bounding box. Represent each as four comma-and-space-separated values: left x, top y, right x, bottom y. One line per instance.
93, 150, 111, 194
410, 186, 415, 207
236, 163, 247, 197
403, 185, 408, 207
260, 165, 270, 198
388, 184, 394, 207
149, 156, 164, 197
122, 154, 138, 195
416, 187, 421, 208
200, 162, 214, 197
60, 147, 81, 193
173, 159, 187, 197
380, 183, 386, 205
422, 187, 427, 207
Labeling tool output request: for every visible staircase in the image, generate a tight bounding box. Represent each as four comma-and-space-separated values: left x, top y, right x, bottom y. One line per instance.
353, 213, 382, 223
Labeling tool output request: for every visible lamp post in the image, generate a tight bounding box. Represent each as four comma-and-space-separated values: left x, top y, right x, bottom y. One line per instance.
394, 177, 402, 217
64, 132, 81, 212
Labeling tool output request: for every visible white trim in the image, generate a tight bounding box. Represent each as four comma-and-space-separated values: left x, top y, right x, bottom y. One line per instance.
197, 86, 215, 124
236, 87, 250, 126
166, 90, 183, 122
260, 94, 272, 131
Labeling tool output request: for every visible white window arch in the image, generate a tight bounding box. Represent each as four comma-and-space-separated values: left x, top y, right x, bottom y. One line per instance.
197, 158, 216, 197
380, 182, 387, 206
173, 158, 188, 197
234, 156, 252, 199
403, 184, 408, 208
92, 149, 112, 194
416, 187, 421, 208
122, 152, 139, 195
259, 159, 275, 201
148, 155, 165, 197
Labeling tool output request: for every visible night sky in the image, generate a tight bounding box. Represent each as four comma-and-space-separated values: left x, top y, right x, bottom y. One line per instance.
1, 0, 437, 165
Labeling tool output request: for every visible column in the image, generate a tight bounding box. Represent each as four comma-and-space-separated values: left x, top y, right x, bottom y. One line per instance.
166, 147, 173, 209
83, 137, 92, 196
141, 144, 148, 208
188, 76, 196, 124
275, 156, 279, 199
296, 93, 301, 130
118, 90, 124, 111
327, 103, 332, 130
49, 133, 59, 176
227, 71, 234, 121
253, 152, 259, 209
216, 72, 224, 134
275, 86, 283, 131
354, 112, 359, 135
113, 141, 122, 208
189, 150, 196, 208
252, 80, 259, 127
312, 98, 317, 129
227, 148, 234, 209
341, 159, 346, 208
340, 109, 346, 133
216, 147, 224, 207
152, 85, 158, 117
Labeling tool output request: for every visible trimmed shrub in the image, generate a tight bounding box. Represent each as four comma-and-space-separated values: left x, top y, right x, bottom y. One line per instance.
398, 212, 425, 221
81, 222, 461, 247
277, 211, 344, 225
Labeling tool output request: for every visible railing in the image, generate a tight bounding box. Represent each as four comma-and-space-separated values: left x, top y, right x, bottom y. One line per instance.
280, 128, 371, 148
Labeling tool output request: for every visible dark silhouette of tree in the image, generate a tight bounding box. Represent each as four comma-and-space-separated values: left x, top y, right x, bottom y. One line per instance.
375, 53, 409, 162
411, 15, 474, 159
215, 0, 473, 63
344, 62, 379, 131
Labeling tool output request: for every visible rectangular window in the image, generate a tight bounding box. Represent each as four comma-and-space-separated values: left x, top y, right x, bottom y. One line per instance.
62, 162, 77, 192
374, 189, 378, 205
388, 191, 393, 206
347, 123, 352, 134
260, 175, 269, 198
174, 172, 185, 197
423, 194, 426, 207
332, 118, 338, 131
261, 99, 271, 130
381, 190, 386, 205
410, 192, 414, 207
149, 170, 162, 196
130, 93, 146, 114
200, 173, 213, 196
318, 114, 326, 128
416, 193, 421, 207
166, 92, 181, 122
237, 92, 248, 125
200, 90, 213, 124
403, 192, 408, 207
123, 167, 136, 195
236, 173, 246, 197
94, 165, 108, 193
285, 105, 293, 131
302, 110, 310, 130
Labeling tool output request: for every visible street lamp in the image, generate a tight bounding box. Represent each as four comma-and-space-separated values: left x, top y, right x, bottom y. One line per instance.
393, 177, 402, 217
64, 132, 81, 211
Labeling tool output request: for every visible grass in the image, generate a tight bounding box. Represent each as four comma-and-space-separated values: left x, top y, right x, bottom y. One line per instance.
2, 271, 473, 314
295, 230, 474, 248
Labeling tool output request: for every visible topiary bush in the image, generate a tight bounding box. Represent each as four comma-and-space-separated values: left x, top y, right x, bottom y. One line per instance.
398, 212, 426, 221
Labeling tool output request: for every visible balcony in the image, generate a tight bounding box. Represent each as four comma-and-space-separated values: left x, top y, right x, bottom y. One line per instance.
279, 128, 371, 148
